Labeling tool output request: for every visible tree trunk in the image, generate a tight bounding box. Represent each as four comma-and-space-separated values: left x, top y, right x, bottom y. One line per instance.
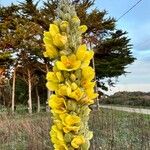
92, 57, 100, 110
89, 41, 100, 110
28, 69, 32, 114
36, 86, 40, 113
46, 63, 51, 112
11, 67, 16, 113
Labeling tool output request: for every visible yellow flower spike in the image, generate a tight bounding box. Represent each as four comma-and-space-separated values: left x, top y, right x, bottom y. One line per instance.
56, 54, 81, 71
71, 135, 85, 149
53, 33, 67, 48
44, 1, 97, 149
48, 95, 67, 114
79, 25, 88, 33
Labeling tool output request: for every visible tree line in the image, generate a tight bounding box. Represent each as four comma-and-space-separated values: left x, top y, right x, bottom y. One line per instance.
101, 91, 150, 107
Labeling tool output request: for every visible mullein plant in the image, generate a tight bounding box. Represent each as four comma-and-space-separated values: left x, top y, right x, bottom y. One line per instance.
43, 0, 98, 149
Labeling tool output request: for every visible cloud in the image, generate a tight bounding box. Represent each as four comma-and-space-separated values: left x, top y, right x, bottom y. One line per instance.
133, 23, 150, 51
105, 59, 150, 95
118, 60, 150, 84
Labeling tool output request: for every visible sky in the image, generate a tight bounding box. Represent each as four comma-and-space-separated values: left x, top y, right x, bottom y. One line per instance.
0, 0, 150, 94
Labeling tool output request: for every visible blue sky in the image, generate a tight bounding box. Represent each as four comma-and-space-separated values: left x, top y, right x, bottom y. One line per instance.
94, 0, 150, 94
1, 0, 150, 94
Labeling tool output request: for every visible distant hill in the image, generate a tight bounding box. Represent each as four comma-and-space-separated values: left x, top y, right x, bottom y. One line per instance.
100, 91, 150, 107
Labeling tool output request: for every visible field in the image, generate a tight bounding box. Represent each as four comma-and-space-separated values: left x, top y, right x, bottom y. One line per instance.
0, 109, 150, 150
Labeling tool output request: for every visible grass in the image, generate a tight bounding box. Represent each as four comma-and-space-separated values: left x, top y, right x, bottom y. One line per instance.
0, 109, 150, 150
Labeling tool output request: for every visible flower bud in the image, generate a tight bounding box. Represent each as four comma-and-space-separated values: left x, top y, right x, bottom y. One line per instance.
60, 21, 69, 31
64, 133, 73, 143
67, 100, 77, 111
79, 25, 88, 33
72, 16, 80, 25
70, 74, 76, 81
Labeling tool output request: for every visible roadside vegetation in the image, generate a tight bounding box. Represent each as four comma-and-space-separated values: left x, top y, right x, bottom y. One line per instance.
101, 92, 150, 107
0, 108, 149, 150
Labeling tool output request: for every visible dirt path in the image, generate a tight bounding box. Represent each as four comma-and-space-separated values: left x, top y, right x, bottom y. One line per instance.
99, 105, 150, 115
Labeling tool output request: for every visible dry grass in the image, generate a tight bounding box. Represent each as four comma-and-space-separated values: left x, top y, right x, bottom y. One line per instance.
0, 109, 150, 150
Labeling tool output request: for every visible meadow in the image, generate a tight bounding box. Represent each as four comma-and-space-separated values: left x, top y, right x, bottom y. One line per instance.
0, 108, 150, 150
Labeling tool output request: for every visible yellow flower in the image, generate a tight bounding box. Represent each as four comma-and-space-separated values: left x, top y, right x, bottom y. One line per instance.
69, 88, 84, 101
54, 144, 68, 150
86, 89, 98, 99
48, 24, 67, 48
50, 125, 64, 145
43, 31, 53, 45
43, 44, 58, 59
43, 24, 61, 58
54, 120, 63, 130
81, 80, 95, 90
49, 24, 60, 37
79, 25, 88, 33
57, 85, 71, 97
60, 113, 81, 133
76, 44, 94, 68
53, 33, 67, 48
46, 71, 64, 91
48, 95, 67, 114
46, 72, 64, 83
56, 54, 81, 71
46, 81, 58, 91
82, 66, 95, 81
71, 135, 85, 149
43, 24, 67, 58
81, 95, 94, 105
